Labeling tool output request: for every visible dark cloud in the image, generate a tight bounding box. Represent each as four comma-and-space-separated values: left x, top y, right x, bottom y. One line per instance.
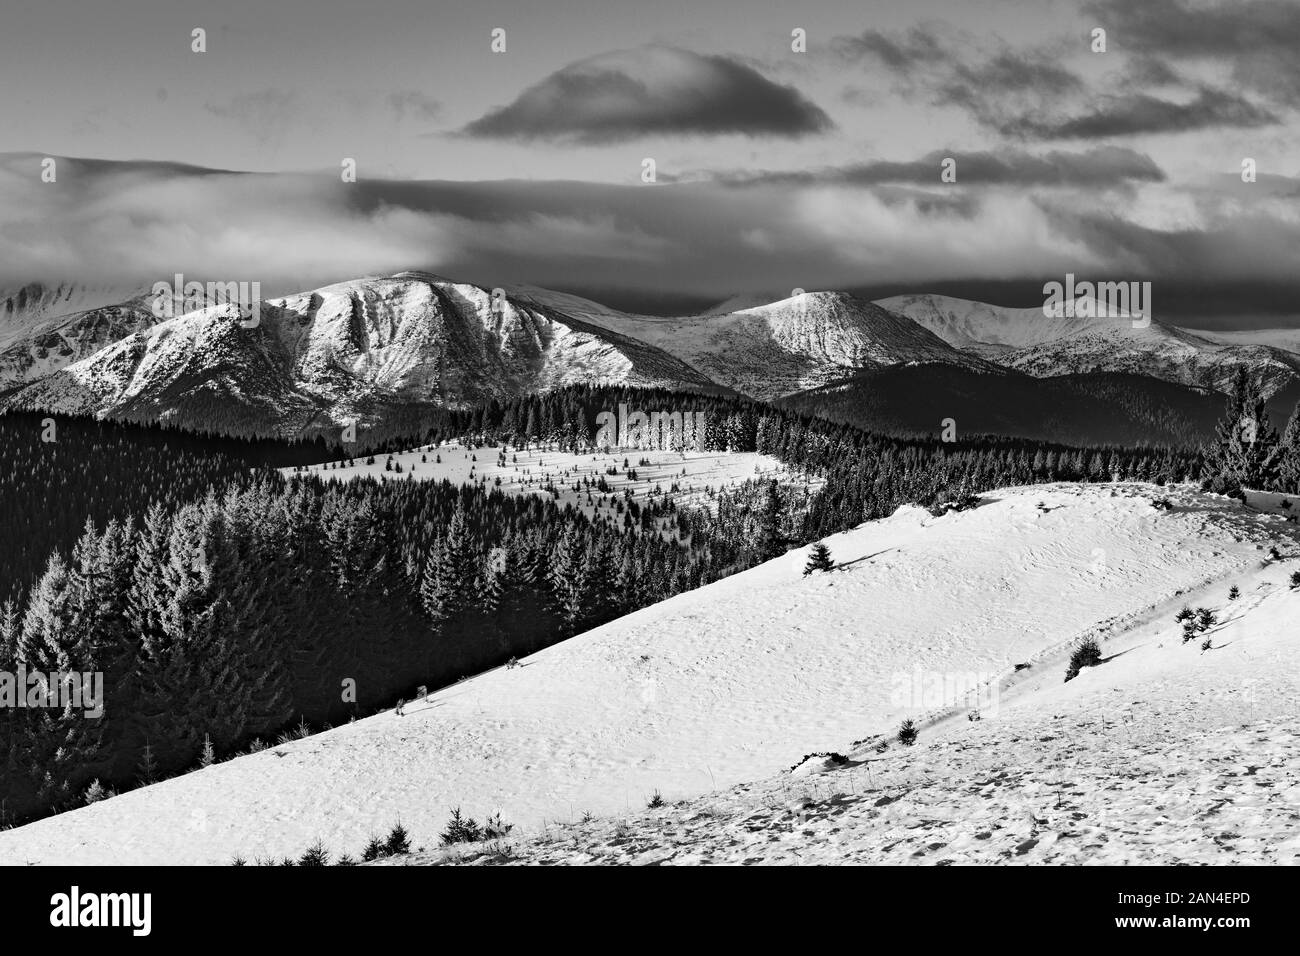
460, 46, 833, 143
1086, 0, 1300, 101
1121, 56, 1184, 88
941, 52, 1083, 104
1004, 87, 1279, 139
708, 146, 1165, 188
834, 18, 1281, 140
831, 27, 948, 72
833, 26, 1085, 134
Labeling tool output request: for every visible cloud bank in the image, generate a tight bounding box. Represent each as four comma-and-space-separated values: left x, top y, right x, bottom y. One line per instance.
1, 152, 1297, 323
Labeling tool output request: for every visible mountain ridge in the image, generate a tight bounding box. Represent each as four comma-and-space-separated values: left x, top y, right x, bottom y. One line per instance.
3, 275, 1298, 439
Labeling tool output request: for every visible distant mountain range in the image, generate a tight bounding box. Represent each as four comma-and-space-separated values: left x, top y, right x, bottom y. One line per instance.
3, 276, 1299, 444
876, 293, 1300, 397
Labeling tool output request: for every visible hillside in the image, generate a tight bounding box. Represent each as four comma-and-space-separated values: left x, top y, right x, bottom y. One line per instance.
429, 553, 1300, 865
1, 481, 1294, 866
777, 366, 1228, 446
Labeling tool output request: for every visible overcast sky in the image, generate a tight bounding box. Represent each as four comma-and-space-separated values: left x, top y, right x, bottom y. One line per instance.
1, 0, 1297, 325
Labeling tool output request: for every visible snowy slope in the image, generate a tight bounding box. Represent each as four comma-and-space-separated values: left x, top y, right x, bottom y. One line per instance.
442, 526, 1300, 865
873, 293, 1066, 352
1, 273, 718, 435
1200, 327, 1300, 355
1, 481, 1295, 866
0, 296, 163, 390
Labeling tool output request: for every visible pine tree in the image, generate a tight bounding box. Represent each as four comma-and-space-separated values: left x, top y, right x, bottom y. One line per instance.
1203, 369, 1278, 495
420, 504, 478, 631
548, 528, 597, 636
385, 822, 411, 855
0, 598, 19, 669
1065, 636, 1103, 680
138, 743, 158, 785
298, 840, 330, 866
83, 779, 109, 804
1270, 400, 1300, 493
440, 808, 481, 845
755, 480, 788, 561
803, 542, 835, 576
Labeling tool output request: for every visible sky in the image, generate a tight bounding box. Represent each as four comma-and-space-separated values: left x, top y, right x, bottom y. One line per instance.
0, 0, 1297, 325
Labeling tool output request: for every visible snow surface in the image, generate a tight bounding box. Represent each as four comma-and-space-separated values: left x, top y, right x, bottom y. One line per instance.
430, 523, 1300, 865
2, 482, 1297, 866
291, 442, 818, 526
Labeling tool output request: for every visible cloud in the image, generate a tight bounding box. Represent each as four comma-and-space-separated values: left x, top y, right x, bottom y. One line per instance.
1121, 56, 1185, 88
1085, 0, 1300, 102
707, 146, 1166, 189
460, 45, 833, 143
833, 26, 1084, 130
833, 19, 1279, 140
1, 153, 1297, 323
1004, 87, 1279, 139
832, 27, 949, 72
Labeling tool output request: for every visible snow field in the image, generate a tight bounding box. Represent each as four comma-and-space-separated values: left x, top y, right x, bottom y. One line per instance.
2, 482, 1295, 865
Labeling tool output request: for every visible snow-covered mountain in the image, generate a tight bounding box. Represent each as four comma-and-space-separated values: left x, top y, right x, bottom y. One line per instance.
0, 273, 720, 435
0, 296, 162, 391
1, 482, 1294, 865
1196, 327, 1300, 355
0, 282, 136, 349
880, 292, 1300, 398
4, 278, 1300, 437
874, 293, 1062, 353
522, 288, 992, 401
1003, 326, 1300, 397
